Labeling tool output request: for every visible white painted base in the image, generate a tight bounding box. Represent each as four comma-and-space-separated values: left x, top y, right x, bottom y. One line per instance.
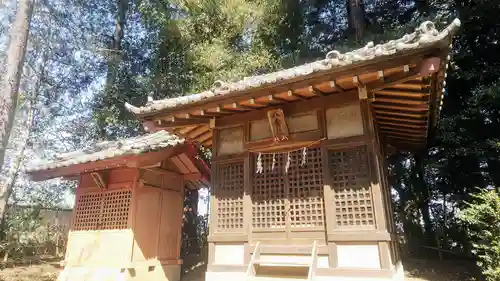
205, 262, 405, 281
205, 271, 246, 281
57, 264, 181, 281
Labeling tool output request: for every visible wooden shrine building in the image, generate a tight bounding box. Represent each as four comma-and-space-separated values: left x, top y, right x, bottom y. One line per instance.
125, 19, 461, 281
27, 131, 210, 281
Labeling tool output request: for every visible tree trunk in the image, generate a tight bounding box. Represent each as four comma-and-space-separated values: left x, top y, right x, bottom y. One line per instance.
98, 0, 128, 139
0, 0, 35, 223
346, 0, 365, 41
0, 51, 47, 241
182, 188, 199, 256
413, 153, 436, 249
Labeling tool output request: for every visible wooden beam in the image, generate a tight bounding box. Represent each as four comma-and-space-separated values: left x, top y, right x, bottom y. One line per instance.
309, 86, 326, 96
216, 89, 358, 127
376, 115, 427, 124
386, 135, 426, 142
379, 126, 426, 134
155, 119, 210, 129
213, 106, 237, 114
267, 94, 289, 103
187, 125, 210, 139
197, 131, 212, 143
330, 81, 345, 92
375, 98, 429, 106
388, 83, 428, 91
202, 138, 212, 147
172, 114, 209, 121
368, 68, 421, 92
372, 104, 429, 112
374, 90, 430, 98
287, 90, 308, 100
231, 102, 258, 110
183, 173, 202, 181
374, 110, 428, 118
380, 130, 426, 138
378, 121, 427, 129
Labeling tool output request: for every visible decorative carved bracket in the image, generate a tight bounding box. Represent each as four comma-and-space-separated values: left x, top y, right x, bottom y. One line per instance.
90, 171, 108, 189
267, 109, 290, 142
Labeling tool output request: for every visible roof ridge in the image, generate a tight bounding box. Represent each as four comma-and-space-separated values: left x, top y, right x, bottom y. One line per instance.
125, 18, 461, 116
27, 130, 185, 173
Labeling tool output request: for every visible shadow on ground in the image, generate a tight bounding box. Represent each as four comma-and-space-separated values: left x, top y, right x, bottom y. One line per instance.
403, 258, 481, 281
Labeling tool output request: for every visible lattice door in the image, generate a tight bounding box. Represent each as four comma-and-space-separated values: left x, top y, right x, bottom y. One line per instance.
101, 190, 132, 230
214, 162, 244, 232
73, 192, 103, 231
288, 148, 324, 229
251, 148, 325, 232
329, 146, 375, 229
252, 153, 286, 230
73, 189, 132, 231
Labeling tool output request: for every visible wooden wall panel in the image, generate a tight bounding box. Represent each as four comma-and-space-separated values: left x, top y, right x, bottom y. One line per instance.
326, 104, 364, 139
108, 168, 136, 184
287, 111, 318, 133
140, 169, 163, 188
158, 189, 182, 260
79, 174, 97, 189
249, 119, 273, 141
218, 126, 244, 155
162, 174, 182, 191
132, 188, 161, 262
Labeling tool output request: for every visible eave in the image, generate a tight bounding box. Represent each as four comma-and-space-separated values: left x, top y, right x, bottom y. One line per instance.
126, 19, 461, 151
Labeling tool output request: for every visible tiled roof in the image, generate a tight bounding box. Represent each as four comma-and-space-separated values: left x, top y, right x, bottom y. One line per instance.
125, 19, 461, 116
27, 131, 184, 172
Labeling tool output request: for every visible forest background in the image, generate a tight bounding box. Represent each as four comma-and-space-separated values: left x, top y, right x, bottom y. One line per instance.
0, 0, 499, 280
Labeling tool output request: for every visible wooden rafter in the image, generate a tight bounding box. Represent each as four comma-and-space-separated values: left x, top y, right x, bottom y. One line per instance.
386, 135, 426, 142
187, 125, 210, 139
378, 121, 426, 129
380, 130, 425, 138
309, 86, 326, 96
376, 115, 427, 124
379, 126, 426, 134
197, 131, 212, 143
201, 138, 212, 147
374, 90, 430, 98
154, 119, 209, 129
374, 110, 428, 118
287, 90, 308, 100
375, 98, 429, 106
388, 83, 429, 91
330, 81, 345, 92
368, 68, 421, 92
268, 94, 289, 103
372, 104, 429, 112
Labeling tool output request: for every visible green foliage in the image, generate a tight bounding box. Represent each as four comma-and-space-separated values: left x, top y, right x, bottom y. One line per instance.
1, 207, 67, 262
459, 189, 500, 281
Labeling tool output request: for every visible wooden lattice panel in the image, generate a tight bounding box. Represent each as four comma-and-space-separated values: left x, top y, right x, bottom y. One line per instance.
329, 146, 375, 229
101, 189, 132, 230
252, 154, 286, 229
215, 162, 244, 231
73, 192, 102, 231
288, 148, 324, 228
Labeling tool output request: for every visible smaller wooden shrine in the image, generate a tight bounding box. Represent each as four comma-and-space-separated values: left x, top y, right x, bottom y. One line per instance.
26, 131, 210, 281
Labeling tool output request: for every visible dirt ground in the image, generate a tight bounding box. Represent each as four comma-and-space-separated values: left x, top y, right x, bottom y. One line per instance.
0, 258, 480, 281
